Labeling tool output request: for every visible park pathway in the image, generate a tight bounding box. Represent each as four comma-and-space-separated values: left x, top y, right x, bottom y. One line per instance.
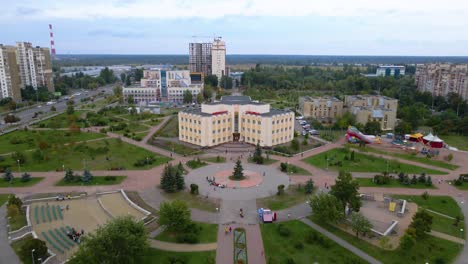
149, 240, 217, 252
0, 205, 21, 264
300, 218, 382, 264
429, 230, 465, 244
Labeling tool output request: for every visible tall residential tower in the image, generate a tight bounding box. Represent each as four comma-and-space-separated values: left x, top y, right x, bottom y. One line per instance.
15, 42, 54, 92
189, 42, 212, 77
211, 37, 226, 82
0, 45, 21, 101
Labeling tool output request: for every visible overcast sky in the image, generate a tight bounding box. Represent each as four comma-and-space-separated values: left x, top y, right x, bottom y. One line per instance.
1, 0, 468, 55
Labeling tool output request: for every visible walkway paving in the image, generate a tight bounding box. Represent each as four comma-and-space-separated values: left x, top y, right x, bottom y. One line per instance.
149, 240, 217, 252
430, 230, 465, 245
0, 205, 21, 264
300, 218, 382, 264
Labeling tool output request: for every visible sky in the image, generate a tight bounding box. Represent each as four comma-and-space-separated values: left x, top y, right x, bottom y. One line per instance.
1, 0, 468, 56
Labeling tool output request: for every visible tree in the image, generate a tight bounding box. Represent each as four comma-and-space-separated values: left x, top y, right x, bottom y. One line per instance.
120, 73, 126, 83
290, 138, 300, 151
203, 85, 213, 101
82, 169, 93, 183
350, 212, 373, 238
20, 238, 48, 263
280, 162, 288, 172
232, 159, 244, 180
160, 164, 175, 193
64, 169, 74, 182
394, 121, 412, 135
127, 95, 135, 105
71, 216, 148, 264
183, 90, 193, 104
66, 104, 75, 115
408, 209, 433, 239
309, 193, 344, 223
190, 184, 199, 195
399, 233, 416, 250
196, 92, 204, 104
3, 168, 13, 182
158, 200, 192, 232
305, 179, 314, 194
21, 172, 31, 182
174, 167, 185, 191
252, 142, 264, 164
220, 76, 233, 89
12, 151, 26, 164
8, 195, 23, 208
277, 184, 285, 195
113, 85, 123, 97
4, 114, 20, 123
125, 76, 132, 86
363, 121, 382, 135
330, 171, 361, 213
99, 67, 116, 84
204, 75, 218, 87
426, 176, 433, 186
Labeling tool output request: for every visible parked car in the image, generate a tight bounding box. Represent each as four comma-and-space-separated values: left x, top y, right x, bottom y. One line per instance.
302, 131, 307, 136
309, 130, 319, 135
296, 116, 304, 120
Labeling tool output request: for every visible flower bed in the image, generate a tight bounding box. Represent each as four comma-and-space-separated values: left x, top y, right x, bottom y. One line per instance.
234, 228, 248, 264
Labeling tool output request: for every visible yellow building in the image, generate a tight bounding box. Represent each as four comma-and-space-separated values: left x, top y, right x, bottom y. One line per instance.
299, 96, 343, 119
344, 95, 398, 131
179, 96, 294, 147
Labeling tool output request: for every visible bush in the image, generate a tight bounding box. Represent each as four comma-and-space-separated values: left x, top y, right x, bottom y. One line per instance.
277, 224, 291, 237
104, 176, 116, 181
280, 162, 288, 172
175, 232, 199, 244
277, 184, 285, 195
294, 241, 304, 250
19, 238, 48, 263
190, 184, 199, 195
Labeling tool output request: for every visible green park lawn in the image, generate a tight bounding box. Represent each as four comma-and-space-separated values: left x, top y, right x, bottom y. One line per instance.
0, 138, 171, 172
349, 145, 458, 170
256, 185, 311, 211
247, 157, 278, 165
202, 156, 226, 163
355, 178, 436, 189
55, 176, 127, 186
186, 159, 208, 169
154, 116, 179, 138
443, 135, 468, 151
311, 217, 463, 264
283, 164, 312, 175
155, 222, 218, 243
303, 148, 447, 175
0, 178, 43, 187
429, 211, 465, 238
141, 249, 216, 264
0, 194, 9, 206
113, 122, 149, 135
0, 130, 105, 154
451, 181, 468, 190
161, 190, 220, 213
151, 139, 202, 156
143, 118, 163, 126
34, 111, 87, 128
391, 195, 462, 217
261, 220, 366, 264
9, 209, 27, 231
318, 129, 346, 142
11, 235, 49, 264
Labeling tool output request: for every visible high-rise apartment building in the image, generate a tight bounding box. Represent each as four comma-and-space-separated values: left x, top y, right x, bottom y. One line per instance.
211, 38, 226, 82
189, 42, 212, 77
0, 45, 21, 101
415, 64, 468, 100
15, 42, 54, 92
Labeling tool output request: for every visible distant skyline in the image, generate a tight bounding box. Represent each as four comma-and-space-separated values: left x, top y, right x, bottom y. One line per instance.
1, 0, 468, 56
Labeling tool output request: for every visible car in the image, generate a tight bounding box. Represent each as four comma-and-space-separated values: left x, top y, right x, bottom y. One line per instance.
301, 131, 307, 136
296, 116, 304, 120
46, 101, 55, 105
309, 130, 319, 135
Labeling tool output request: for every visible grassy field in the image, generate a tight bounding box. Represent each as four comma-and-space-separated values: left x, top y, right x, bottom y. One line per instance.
283, 164, 312, 175
450, 182, 468, 190
0, 194, 9, 206
0, 138, 171, 172
55, 176, 126, 186
443, 135, 468, 151
256, 185, 311, 210
261, 220, 366, 264
248, 157, 278, 165
303, 148, 447, 175
33, 111, 87, 128
349, 145, 458, 170
186, 159, 208, 169
155, 222, 218, 243
311, 218, 463, 264
113, 122, 149, 135
272, 139, 323, 156
161, 190, 220, 212
143, 118, 163, 126
9, 209, 27, 231
391, 195, 462, 217
318, 129, 346, 142
11, 235, 50, 264
141, 249, 216, 264
151, 139, 202, 156
0, 178, 43, 187
202, 156, 226, 163
155, 116, 179, 138
0, 130, 105, 154
429, 211, 465, 238
355, 178, 436, 189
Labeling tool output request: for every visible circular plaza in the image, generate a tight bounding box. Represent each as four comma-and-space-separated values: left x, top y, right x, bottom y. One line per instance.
185, 162, 290, 201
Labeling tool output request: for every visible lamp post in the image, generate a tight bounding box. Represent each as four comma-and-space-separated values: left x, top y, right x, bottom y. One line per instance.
17, 159, 21, 174
31, 249, 36, 264
62, 164, 65, 172
146, 157, 149, 169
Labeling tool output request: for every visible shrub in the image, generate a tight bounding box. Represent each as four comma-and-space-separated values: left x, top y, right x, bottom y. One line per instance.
305, 231, 318, 244
294, 241, 304, 250
285, 258, 296, 264
104, 176, 116, 181
277, 184, 285, 195
19, 238, 48, 263
277, 224, 291, 237
190, 184, 199, 195
176, 232, 199, 244
280, 162, 288, 172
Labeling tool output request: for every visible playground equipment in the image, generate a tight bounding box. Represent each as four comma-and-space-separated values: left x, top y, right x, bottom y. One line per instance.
389, 202, 396, 212
346, 126, 381, 144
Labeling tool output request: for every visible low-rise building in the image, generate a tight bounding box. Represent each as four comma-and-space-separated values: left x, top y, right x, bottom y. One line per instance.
299, 96, 343, 119
178, 96, 294, 147
376, 65, 405, 77
344, 95, 398, 130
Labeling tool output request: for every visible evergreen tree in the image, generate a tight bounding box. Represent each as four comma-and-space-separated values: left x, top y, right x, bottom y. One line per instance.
410, 175, 418, 184
253, 142, 264, 164
177, 162, 184, 175
161, 164, 176, 193
21, 172, 31, 182
305, 179, 314, 194
82, 169, 93, 183
3, 168, 13, 182
175, 167, 185, 191
426, 176, 433, 186
64, 168, 74, 182
232, 159, 244, 180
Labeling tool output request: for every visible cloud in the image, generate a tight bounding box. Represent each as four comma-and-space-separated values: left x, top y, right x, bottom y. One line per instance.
16, 7, 41, 15
88, 29, 146, 38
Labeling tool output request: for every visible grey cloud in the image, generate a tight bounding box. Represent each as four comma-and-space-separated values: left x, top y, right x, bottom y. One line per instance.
88, 29, 146, 38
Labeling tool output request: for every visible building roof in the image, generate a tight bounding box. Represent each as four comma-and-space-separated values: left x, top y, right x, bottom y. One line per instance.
260, 109, 293, 117
207, 95, 264, 106
180, 108, 212, 117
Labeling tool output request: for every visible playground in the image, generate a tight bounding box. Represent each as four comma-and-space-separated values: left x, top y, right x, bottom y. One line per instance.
29, 191, 148, 261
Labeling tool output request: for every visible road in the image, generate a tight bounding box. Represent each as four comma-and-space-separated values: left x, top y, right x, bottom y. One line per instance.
0, 84, 115, 134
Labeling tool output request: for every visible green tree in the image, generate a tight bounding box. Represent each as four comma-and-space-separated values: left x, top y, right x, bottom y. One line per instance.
64, 168, 74, 182
204, 75, 218, 87
196, 92, 204, 104
220, 76, 233, 89
120, 73, 126, 83
330, 171, 361, 213
277, 184, 285, 195
190, 184, 199, 195
232, 159, 244, 180
394, 121, 412, 135
290, 138, 300, 151
7, 195, 23, 208
350, 212, 373, 238
3, 168, 13, 182
183, 90, 193, 104
408, 209, 433, 239
12, 151, 26, 164
252, 142, 264, 164
160, 164, 176, 193
158, 200, 192, 232
113, 85, 123, 97
127, 95, 135, 105
309, 193, 344, 223
66, 104, 75, 115
20, 238, 48, 263
21, 172, 31, 182
71, 216, 148, 264
305, 179, 314, 194
399, 234, 416, 250
175, 167, 185, 191
125, 76, 132, 86
363, 121, 382, 135
203, 85, 213, 101
82, 169, 93, 183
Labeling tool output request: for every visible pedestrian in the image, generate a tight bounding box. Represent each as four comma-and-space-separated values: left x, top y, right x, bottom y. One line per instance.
229, 226, 232, 233
301, 153, 303, 157
66, 205, 69, 210
287, 213, 291, 219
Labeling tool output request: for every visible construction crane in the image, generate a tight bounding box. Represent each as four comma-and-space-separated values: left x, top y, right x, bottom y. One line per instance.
191, 35, 222, 43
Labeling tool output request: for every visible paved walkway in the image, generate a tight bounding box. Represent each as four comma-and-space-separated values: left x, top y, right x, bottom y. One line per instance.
430, 230, 465, 245
216, 224, 265, 264
0, 206, 21, 264
300, 218, 382, 264
149, 240, 217, 252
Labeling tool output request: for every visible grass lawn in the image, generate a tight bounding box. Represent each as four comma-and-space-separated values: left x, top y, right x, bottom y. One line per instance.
0, 130, 105, 154
202, 156, 226, 163
0, 138, 171, 172
186, 159, 208, 169
11, 235, 50, 264
261, 220, 366, 264
355, 178, 436, 189
248, 157, 278, 165
113, 122, 149, 135
283, 164, 312, 175
34, 111, 87, 128
151, 139, 202, 156
443, 135, 468, 151
271, 140, 323, 156
54, 176, 126, 186
161, 190, 220, 212
318, 129, 346, 142
9, 210, 27, 231
141, 249, 216, 264
303, 148, 447, 175
155, 116, 179, 137
311, 218, 463, 264
143, 118, 163, 126
256, 185, 311, 211
0, 178, 43, 187
0, 194, 9, 206
391, 195, 462, 217
450, 182, 468, 190
155, 222, 218, 243
429, 211, 465, 238
349, 145, 458, 170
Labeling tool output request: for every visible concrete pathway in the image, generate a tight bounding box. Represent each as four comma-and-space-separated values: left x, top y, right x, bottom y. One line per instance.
0, 206, 21, 264
430, 230, 465, 245
148, 239, 217, 252
149, 225, 166, 238
300, 218, 382, 264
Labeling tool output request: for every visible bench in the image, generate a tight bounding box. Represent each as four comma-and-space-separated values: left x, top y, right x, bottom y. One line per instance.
46, 205, 52, 222
48, 230, 70, 251
34, 206, 39, 225
52, 206, 58, 220
56, 205, 63, 220
41, 205, 46, 223
60, 227, 79, 244
398, 200, 407, 217
42, 232, 64, 254
54, 228, 75, 248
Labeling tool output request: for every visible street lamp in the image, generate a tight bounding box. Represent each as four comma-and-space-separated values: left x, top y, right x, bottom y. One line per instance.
17, 159, 21, 174
32, 249, 36, 264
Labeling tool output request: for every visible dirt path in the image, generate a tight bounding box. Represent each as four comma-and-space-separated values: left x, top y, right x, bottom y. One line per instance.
430, 230, 465, 244
148, 239, 217, 252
